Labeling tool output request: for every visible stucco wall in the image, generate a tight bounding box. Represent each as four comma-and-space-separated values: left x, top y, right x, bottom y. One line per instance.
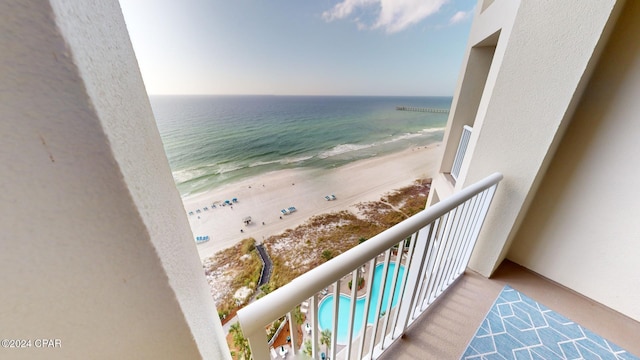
508, 0, 640, 322
0, 1, 229, 359
460, 0, 621, 276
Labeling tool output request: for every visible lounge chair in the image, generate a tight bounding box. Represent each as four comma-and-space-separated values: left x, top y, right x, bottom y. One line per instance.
195, 236, 209, 244
270, 347, 278, 359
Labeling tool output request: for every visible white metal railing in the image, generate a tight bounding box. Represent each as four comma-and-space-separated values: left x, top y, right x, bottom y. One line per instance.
451, 125, 473, 181
237, 172, 502, 360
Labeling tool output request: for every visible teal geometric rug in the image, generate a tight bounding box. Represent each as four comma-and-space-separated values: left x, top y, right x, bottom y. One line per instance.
461, 285, 639, 360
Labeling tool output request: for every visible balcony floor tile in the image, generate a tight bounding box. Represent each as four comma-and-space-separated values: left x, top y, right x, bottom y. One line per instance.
378, 260, 640, 359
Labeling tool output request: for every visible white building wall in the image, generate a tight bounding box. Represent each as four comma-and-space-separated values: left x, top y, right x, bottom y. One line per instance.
457, 0, 622, 276
508, 0, 640, 322
427, 0, 518, 207
0, 1, 230, 359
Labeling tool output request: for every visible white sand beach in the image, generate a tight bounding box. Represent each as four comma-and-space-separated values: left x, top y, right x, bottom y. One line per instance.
185, 143, 442, 260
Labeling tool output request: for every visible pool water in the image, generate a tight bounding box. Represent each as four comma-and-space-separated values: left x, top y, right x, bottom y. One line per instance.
317, 263, 405, 344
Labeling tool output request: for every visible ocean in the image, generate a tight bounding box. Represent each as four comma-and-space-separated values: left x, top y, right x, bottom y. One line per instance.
149, 95, 451, 197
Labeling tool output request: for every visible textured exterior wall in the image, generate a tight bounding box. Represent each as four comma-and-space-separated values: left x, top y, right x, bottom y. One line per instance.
0, 1, 229, 359
457, 0, 620, 276
508, 0, 640, 322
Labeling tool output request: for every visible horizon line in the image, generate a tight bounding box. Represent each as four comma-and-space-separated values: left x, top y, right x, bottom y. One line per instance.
146, 93, 454, 97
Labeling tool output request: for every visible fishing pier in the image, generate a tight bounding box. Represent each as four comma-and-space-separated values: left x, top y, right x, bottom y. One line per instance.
395, 106, 449, 113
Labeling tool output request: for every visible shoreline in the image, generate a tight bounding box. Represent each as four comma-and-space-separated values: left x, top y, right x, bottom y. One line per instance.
185, 143, 442, 260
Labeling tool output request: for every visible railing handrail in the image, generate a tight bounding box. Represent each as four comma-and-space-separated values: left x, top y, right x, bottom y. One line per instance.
237, 172, 502, 336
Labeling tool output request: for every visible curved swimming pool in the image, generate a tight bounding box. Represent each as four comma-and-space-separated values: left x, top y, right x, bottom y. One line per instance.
317, 263, 405, 344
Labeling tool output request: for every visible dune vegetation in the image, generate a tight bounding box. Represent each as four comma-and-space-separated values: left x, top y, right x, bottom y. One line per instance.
204, 178, 431, 322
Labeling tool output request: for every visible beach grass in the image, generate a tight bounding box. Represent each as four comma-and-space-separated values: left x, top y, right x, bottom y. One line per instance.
265, 179, 431, 290
203, 238, 262, 321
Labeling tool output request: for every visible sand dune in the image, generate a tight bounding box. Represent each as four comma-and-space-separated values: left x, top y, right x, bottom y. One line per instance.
184, 144, 442, 260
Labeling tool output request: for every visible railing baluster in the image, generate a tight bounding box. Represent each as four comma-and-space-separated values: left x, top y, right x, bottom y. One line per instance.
388, 231, 418, 343
450, 192, 481, 280
432, 202, 465, 302
449, 196, 477, 286
345, 268, 359, 360
331, 280, 340, 360
440, 199, 470, 291
380, 237, 406, 350
367, 250, 392, 358
287, 310, 298, 356
460, 186, 497, 271
311, 293, 319, 358
358, 258, 378, 359
419, 207, 458, 312
408, 219, 434, 320
415, 213, 447, 316
399, 221, 436, 330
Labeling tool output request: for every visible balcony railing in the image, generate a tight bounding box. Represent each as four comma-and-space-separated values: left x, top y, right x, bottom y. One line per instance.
451, 125, 473, 181
237, 173, 502, 360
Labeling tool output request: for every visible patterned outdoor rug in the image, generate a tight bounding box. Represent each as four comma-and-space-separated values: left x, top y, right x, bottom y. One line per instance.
461, 285, 639, 359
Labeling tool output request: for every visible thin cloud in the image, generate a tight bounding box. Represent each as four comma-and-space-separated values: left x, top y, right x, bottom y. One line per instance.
449, 10, 471, 25
322, 0, 447, 33
322, 0, 378, 22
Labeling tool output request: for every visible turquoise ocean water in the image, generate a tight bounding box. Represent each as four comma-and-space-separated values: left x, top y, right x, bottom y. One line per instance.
150, 95, 451, 197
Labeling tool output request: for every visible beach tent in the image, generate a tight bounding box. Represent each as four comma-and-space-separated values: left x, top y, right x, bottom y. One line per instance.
232, 197, 238, 203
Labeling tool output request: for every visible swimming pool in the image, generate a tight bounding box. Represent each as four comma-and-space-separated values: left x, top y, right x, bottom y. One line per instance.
317, 263, 405, 344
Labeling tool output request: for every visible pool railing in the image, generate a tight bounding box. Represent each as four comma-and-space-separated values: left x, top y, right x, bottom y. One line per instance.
236, 173, 503, 360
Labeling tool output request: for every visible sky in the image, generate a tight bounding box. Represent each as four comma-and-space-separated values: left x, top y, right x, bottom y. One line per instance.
118, 0, 476, 96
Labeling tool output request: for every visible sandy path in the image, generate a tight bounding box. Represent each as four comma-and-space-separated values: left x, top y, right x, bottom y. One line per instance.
184, 143, 442, 260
